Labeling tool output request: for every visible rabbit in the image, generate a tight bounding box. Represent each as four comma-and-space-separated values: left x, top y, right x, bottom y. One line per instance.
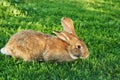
0, 17, 89, 62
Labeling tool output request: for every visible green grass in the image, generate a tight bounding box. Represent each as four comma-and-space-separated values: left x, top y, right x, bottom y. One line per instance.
0, 0, 120, 80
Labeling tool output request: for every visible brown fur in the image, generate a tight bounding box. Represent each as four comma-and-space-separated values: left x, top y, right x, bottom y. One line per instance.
1, 17, 89, 62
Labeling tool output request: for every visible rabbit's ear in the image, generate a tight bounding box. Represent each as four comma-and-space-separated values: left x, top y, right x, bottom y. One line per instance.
61, 17, 77, 36
53, 31, 70, 43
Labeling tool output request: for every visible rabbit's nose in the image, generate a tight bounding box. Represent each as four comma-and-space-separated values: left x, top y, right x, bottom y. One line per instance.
81, 52, 89, 59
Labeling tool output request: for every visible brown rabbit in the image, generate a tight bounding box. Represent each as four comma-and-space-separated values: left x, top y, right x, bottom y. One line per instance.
0, 17, 89, 62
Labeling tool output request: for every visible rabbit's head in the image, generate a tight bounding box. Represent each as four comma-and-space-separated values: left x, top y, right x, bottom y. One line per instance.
54, 17, 89, 59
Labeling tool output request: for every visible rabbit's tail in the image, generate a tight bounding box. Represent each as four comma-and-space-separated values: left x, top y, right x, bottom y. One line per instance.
0, 47, 10, 55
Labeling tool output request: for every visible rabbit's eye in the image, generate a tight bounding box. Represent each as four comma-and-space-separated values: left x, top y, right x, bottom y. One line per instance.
77, 45, 81, 49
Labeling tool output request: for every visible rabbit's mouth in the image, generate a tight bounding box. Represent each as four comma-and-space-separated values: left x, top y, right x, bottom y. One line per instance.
69, 53, 80, 59
69, 53, 89, 59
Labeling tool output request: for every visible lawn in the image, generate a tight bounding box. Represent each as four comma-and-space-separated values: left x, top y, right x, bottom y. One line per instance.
0, 0, 120, 80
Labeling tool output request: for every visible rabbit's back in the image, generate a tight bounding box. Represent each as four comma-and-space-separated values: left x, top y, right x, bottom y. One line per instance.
5, 30, 48, 61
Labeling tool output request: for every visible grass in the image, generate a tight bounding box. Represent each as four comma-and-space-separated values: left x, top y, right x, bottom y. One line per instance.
0, 0, 120, 80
